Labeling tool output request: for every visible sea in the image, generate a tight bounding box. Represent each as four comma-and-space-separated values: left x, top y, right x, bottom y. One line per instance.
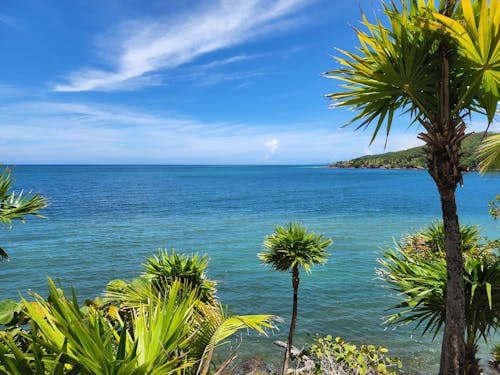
1, 165, 499, 374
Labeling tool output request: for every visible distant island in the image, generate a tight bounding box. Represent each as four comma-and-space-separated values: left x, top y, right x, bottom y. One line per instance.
330, 132, 495, 171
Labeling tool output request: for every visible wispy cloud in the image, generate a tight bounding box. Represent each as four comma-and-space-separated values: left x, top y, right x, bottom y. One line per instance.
53, 0, 310, 92
0, 100, 424, 164
0, 14, 24, 30
0, 84, 25, 99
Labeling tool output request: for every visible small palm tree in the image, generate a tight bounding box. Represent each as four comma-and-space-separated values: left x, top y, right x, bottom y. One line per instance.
0, 166, 47, 261
258, 222, 332, 375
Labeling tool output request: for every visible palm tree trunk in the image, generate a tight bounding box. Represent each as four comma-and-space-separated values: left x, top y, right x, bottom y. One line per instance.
282, 266, 299, 375
436, 2, 464, 369
438, 187, 465, 374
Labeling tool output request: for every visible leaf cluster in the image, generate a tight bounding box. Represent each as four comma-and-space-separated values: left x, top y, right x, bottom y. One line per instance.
302, 335, 401, 375
326, 0, 500, 143
0, 166, 47, 261
0, 252, 277, 374
378, 222, 500, 348
258, 222, 332, 273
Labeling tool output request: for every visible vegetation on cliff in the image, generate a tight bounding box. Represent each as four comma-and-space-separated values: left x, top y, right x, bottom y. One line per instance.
331, 132, 496, 170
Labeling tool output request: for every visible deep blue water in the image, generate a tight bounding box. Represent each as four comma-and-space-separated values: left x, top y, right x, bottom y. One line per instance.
1, 165, 499, 373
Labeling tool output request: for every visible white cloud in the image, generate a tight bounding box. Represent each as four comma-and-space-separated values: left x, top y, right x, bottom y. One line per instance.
53, 0, 309, 92
265, 138, 280, 157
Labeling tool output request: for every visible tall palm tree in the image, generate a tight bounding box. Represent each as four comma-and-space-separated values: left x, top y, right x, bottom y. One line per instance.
326, 1, 499, 372
258, 223, 332, 375
0, 166, 47, 261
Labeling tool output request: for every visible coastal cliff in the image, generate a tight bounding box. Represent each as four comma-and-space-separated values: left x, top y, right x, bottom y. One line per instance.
330, 132, 495, 170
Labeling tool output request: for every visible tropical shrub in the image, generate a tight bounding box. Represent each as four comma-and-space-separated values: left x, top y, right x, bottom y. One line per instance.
0, 252, 276, 374
489, 195, 500, 220
143, 249, 217, 304
300, 335, 401, 375
378, 222, 500, 373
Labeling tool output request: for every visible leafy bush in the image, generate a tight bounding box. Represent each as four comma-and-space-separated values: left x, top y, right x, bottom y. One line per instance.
0, 252, 276, 375
378, 222, 500, 373
301, 335, 401, 375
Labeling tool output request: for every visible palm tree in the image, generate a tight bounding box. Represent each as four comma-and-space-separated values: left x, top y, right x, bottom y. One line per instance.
326, 1, 499, 372
0, 166, 47, 261
258, 223, 332, 375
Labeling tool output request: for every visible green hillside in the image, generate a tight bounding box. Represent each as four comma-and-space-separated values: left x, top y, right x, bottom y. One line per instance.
331, 132, 495, 170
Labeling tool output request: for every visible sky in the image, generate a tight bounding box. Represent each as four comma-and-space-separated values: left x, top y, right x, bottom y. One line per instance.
1, 0, 498, 165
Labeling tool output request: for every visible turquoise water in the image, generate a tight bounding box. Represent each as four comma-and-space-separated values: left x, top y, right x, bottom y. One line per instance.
2, 165, 499, 373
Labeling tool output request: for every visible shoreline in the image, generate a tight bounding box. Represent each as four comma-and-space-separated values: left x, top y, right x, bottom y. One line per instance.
324, 164, 480, 171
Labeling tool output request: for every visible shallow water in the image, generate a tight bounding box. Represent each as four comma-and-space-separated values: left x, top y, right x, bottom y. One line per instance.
2, 165, 499, 373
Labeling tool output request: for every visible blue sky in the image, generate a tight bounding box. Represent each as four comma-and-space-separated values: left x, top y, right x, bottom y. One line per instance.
1, 0, 497, 164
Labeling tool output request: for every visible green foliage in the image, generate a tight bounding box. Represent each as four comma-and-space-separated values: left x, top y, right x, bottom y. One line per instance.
326, 0, 500, 136
258, 222, 332, 273
331, 132, 497, 170
303, 335, 401, 375
489, 194, 500, 220
378, 223, 500, 348
0, 300, 23, 326
142, 249, 217, 304
492, 344, 500, 362
478, 133, 500, 172
0, 253, 277, 374
0, 166, 47, 261
400, 221, 482, 258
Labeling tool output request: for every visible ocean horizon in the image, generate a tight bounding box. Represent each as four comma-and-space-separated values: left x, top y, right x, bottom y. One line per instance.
2, 165, 498, 374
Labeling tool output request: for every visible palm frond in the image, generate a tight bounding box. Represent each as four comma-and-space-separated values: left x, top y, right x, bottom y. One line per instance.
478, 133, 500, 173
259, 222, 331, 273
191, 304, 277, 375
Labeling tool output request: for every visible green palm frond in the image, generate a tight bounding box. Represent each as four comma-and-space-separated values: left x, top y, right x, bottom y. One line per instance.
326, 1, 441, 142
429, 0, 500, 123
191, 304, 277, 375
327, 0, 500, 144
0, 167, 47, 227
143, 249, 217, 304
132, 281, 198, 374
258, 222, 331, 273
478, 133, 500, 172
22, 278, 199, 374
0, 166, 47, 261
104, 276, 156, 309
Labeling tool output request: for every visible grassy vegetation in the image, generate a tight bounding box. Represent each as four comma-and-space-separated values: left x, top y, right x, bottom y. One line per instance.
331, 132, 496, 170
